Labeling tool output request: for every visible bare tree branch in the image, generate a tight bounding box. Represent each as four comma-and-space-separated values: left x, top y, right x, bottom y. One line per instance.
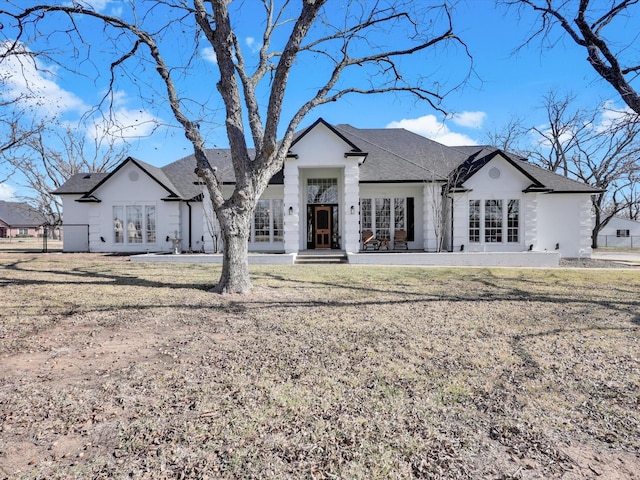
1, 0, 471, 293
503, 0, 640, 114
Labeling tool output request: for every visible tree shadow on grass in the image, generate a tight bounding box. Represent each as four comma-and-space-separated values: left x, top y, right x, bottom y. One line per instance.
2, 257, 639, 326
0, 256, 216, 291
250, 269, 640, 327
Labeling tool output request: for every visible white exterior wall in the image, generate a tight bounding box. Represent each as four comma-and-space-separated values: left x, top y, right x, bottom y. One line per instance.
360, 183, 424, 250
179, 201, 205, 253
449, 193, 469, 252
423, 183, 442, 251
537, 193, 593, 257
60, 194, 90, 252
459, 156, 530, 253
286, 123, 364, 253
89, 162, 181, 253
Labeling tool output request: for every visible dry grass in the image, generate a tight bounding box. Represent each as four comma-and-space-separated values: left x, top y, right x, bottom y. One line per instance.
0, 252, 639, 479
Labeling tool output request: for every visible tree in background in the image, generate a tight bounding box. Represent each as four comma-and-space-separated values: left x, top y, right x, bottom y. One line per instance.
503, 0, 640, 114
487, 92, 640, 248
1, 1, 471, 293
0, 45, 45, 184
1, 37, 129, 218
2, 126, 128, 228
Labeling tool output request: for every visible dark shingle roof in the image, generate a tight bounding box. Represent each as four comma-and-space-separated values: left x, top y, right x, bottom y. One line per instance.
334, 124, 469, 182
52, 172, 109, 194
0, 201, 47, 227
516, 160, 602, 193
52, 120, 599, 197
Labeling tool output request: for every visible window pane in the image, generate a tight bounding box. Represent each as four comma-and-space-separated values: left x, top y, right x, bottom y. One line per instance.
394, 198, 405, 230
307, 178, 338, 204
375, 198, 391, 240
113, 206, 124, 243
273, 199, 283, 242
507, 199, 519, 243
254, 200, 270, 242
361, 199, 372, 230
484, 200, 502, 243
146, 206, 156, 243
469, 200, 480, 243
127, 206, 143, 243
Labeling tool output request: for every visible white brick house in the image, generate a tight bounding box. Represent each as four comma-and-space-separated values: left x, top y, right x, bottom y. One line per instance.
54, 118, 599, 259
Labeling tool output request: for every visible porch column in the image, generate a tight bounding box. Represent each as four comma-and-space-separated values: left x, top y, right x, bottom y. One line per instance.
423, 183, 438, 251
283, 161, 300, 254
343, 162, 360, 253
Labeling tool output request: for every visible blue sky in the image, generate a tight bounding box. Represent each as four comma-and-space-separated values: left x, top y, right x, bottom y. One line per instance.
0, 0, 636, 201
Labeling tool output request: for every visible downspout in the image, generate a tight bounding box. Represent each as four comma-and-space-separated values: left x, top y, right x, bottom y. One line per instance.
450, 195, 454, 252
186, 201, 192, 252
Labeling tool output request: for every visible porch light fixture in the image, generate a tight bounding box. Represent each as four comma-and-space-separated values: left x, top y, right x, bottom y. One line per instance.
350, 205, 355, 215
289, 206, 294, 216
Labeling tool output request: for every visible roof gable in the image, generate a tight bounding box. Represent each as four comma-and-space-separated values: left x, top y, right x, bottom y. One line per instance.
290, 118, 363, 155
453, 148, 601, 194
84, 157, 182, 201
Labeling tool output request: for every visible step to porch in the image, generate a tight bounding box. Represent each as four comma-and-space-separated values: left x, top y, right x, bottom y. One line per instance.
295, 251, 348, 265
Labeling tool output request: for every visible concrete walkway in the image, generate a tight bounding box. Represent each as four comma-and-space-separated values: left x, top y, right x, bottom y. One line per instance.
591, 250, 640, 264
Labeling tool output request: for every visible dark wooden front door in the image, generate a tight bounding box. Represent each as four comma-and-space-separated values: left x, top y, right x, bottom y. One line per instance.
314, 206, 331, 249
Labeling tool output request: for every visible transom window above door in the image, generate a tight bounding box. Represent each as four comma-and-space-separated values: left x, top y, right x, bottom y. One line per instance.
307, 178, 338, 204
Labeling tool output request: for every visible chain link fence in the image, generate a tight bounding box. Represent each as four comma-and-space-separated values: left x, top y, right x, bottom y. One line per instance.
0, 225, 69, 253
597, 235, 640, 249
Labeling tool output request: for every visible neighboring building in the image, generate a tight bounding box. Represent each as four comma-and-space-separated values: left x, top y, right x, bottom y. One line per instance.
53, 118, 599, 258
0, 200, 47, 238
597, 216, 640, 248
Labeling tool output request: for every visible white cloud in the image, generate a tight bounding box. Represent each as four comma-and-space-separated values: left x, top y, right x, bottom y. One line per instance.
63, 0, 114, 12
245, 37, 261, 54
0, 183, 17, 201
596, 100, 634, 132
201, 46, 218, 65
386, 114, 479, 146
0, 42, 87, 119
449, 111, 486, 129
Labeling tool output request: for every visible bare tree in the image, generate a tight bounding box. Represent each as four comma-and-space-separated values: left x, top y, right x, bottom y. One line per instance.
0, 54, 46, 183
527, 92, 593, 177
2, 126, 128, 227
503, 0, 640, 114
620, 170, 640, 220
488, 92, 640, 248
485, 116, 526, 153
1, 1, 470, 293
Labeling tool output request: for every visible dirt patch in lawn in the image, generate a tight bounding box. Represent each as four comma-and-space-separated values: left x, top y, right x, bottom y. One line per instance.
1, 253, 639, 479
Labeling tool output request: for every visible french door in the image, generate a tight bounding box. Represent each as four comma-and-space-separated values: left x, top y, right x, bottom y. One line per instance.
314, 206, 331, 249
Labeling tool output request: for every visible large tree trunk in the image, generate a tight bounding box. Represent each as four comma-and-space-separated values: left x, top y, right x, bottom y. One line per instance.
212, 205, 253, 294
591, 205, 601, 250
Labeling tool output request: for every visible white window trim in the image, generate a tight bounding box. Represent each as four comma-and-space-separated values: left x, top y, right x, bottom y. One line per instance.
468, 198, 521, 245
113, 204, 157, 245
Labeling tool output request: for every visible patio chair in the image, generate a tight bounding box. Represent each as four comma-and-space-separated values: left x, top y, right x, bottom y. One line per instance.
361, 230, 381, 250
394, 230, 408, 250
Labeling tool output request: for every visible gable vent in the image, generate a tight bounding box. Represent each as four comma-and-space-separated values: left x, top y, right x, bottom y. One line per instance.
488, 167, 501, 180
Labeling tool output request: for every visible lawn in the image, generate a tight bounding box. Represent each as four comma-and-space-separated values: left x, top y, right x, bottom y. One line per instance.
0, 253, 638, 479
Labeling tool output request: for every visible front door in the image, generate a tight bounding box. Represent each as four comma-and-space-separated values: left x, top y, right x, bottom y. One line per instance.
314, 206, 331, 249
